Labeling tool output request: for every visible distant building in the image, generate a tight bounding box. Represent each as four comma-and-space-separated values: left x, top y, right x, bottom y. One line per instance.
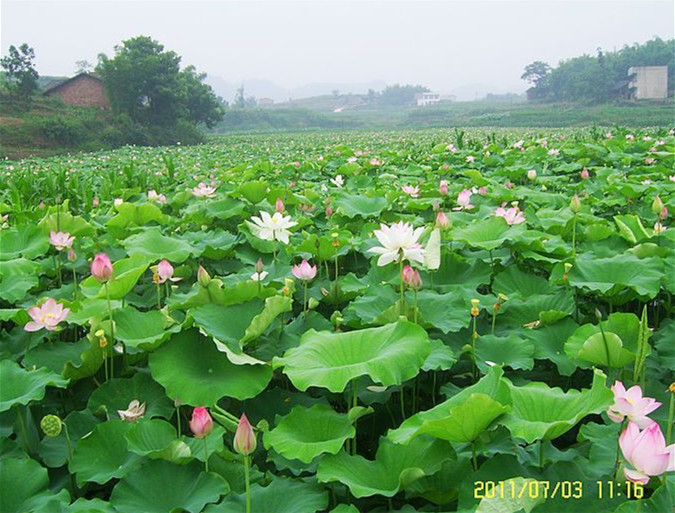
258, 97, 274, 106
627, 66, 668, 100
416, 92, 441, 106
44, 73, 109, 108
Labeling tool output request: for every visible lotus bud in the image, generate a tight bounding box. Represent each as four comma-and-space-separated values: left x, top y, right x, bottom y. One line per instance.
255, 258, 264, 274
67, 248, 76, 262
659, 206, 668, 221
527, 169, 537, 180
40, 414, 62, 437
325, 204, 333, 217
189, 407, 214, 439
570, 194, 581, 213
439, 180, 449, 196
471, 298, 480, 317
90, 253, 113, 282
435, 211, 451, 230
595, 308, 603, 320
233, 413, 257, 455
197, 266, 211, 287
402, 265, 422, 290
275, 198, 284, 213
581, 169, 590, 180
651, 196, 664, 215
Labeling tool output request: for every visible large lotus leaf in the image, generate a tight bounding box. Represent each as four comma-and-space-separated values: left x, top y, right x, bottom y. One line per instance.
23, 337, 104, 381
39, 211, 95, 237
191, 296, 291, 353
181, 230, 240, 259
475, 477, 545, 513
274, 321, 430, 392
564, 313, 644, 368
569, 253, 663, 298
205, 477, 328, 513
422, 339, 457, 372
614, 215, 649, 244
0, 258, 41, 302
125, 418, 192, 463
65, 498, 117, 513
475, 334, 535, 372
405, 458, 473, 505
334, 191, 387, 218
88, 372, 175, 419
114, 307, 182, 354
263, 404, 355, 463
499, 368, 613, 443
316, 437, 455, 498
499, 292, 574, 327
39, 410, 100, 468
70, 420, 141, 486
236, 180, 269, 204
493, 266, 555, 298
80, 254, 150, 300
433, 254, 492, 292
110, 460, 228, 513
522, 318, 578, 376
388, 366, 510, 444
0, 458, 66, 512
185, 197, 246, 221
654, 319, 675, 370
106, 202, 167, 232
0, 360, 69, 412
415, 290, 472, 334
0, 225, 50, 260
451, 217, 525, 251
123, 227, 194, 263
149, 329, 272, 405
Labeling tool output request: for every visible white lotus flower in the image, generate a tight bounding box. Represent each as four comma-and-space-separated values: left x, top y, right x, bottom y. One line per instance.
251, 271, 268, 281
368, 221, 425, 266
330, 175, 344, 187
247, 211, 297, 244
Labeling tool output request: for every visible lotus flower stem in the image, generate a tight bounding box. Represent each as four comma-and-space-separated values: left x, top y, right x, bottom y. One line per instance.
156, 282, 162, 309
244, 455, 251, 513
53, 254, 63, 287
303, 281, 308, 317
539, 440, 545, 469
614, 419, 626, 475
71, 268, 78, 299
16, 407, 30, 454
471, 441, 478, 471
472, 315, 479, 382
413, 289, 418, 324
203, 437, 209, 472
351, 379, 358, 455
571, 214, 577, 258
104, 283, 115, 378
667, 388, 674, 445
176, 405, 181, 437
398, 258, 405, 316
399, 386, 406, 421
597, 317, 612, 372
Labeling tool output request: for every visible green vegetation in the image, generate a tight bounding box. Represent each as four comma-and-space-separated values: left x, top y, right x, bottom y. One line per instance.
524, 37, 674, 102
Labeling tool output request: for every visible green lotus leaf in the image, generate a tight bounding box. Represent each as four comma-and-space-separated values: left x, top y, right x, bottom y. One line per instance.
614, 215, 649, 244
149, 329, 272, 405
236, 180, 269, 204
522, 318, 578, 376
106, 202, 167, 232
274, 321, 431, 392
493, 266, 555, 298
433, 254, 492, 293
66, 498, 118, 513
123, 227, 194, 263
125, 418, 192, 463
0, 225, 50, 261
185, 197, 246, 221
70, 420, 141, 485
499, 368, 613, 443
113, 307, 182, 354
388, 366, 510, 444
23, 336, 104, 381
316, 437, 455, 498
0, 360, 69, 412
0, 258, 41, 302
204, 477, 328, 513
0, 458, 57, 513
422, 339, 457, 372
181, 229, 240, 259
564, 313, 645, 368
334, 191, 387, 218
110, 460, 228, 513
451, 217, 525, 251
184, 424, 226, 463
80, 254, 150, 300
39, 211, 95, 237
405, 458, 473, 505
475, 477, 545, 513
263, 404, 355, 463
415, 290, 472, 334
87, 372, 175, 419
569, 253, 663, 298
475, 334, 535, 372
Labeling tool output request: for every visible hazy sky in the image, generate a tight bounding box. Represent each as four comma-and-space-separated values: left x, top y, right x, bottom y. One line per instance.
1, 0, 673, 100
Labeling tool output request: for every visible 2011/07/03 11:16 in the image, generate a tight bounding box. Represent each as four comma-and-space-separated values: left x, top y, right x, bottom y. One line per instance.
473, 479, 645, 500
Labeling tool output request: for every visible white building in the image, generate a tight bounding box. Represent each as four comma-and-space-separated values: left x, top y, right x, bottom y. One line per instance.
416, 92, 441, 106
628, 66, 668, 100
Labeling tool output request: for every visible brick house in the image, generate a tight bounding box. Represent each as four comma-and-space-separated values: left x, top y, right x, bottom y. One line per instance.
44, 73, 110, 108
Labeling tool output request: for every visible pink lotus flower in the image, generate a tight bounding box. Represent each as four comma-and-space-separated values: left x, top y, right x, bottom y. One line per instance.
453, 189, 474, 210
580, 169, 590, 180
25, 298, 70, 332
233, 413, 257, 455
439, 180, 449, 196
369, 158, 382, 166
189, 407, 214, 439
619, 421, 675, 484
478, 187, 487, 196
402, 265, 422, 289
147, 190, 166, 204
495, 205, 526, 225
435, 211, 450, 230
49, 231, 75, 251
192, 182, 217, 198
607, 381, 661, 429
505, 181, 514, 189
275, 198, 284, 213
645, 158, 656, 165
92, 198, 99, 207
291, 260, 317, 281
117, 399, 146, 422
325, 204, 333, 217
91, 253, 113, 282
466, 155, 476, 163
402, 185, 420, 197
153, 260, 181, 284
660, 207, 668, 221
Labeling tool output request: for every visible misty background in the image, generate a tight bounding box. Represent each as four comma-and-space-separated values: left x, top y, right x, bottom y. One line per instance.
1, 0, 673, 102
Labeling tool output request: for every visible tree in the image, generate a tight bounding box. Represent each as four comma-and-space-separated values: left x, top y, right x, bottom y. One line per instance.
1, 43, 39, 97
96, 36, 222, 129
521, 61, 551, 87
234, 85, 246, 108
75, 60, 93, 74
379, 84, 429, 106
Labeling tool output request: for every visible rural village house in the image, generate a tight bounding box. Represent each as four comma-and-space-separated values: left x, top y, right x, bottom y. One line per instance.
44, 73, 110, 108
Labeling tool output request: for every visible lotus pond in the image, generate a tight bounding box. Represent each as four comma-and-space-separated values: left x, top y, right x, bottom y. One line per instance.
0, 128, 674, 513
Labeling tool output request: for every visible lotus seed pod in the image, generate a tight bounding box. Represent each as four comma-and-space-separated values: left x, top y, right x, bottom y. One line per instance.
40, 414, 62, 437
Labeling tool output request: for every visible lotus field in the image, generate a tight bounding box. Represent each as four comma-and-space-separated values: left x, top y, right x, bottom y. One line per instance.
1, 128, 675, 513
